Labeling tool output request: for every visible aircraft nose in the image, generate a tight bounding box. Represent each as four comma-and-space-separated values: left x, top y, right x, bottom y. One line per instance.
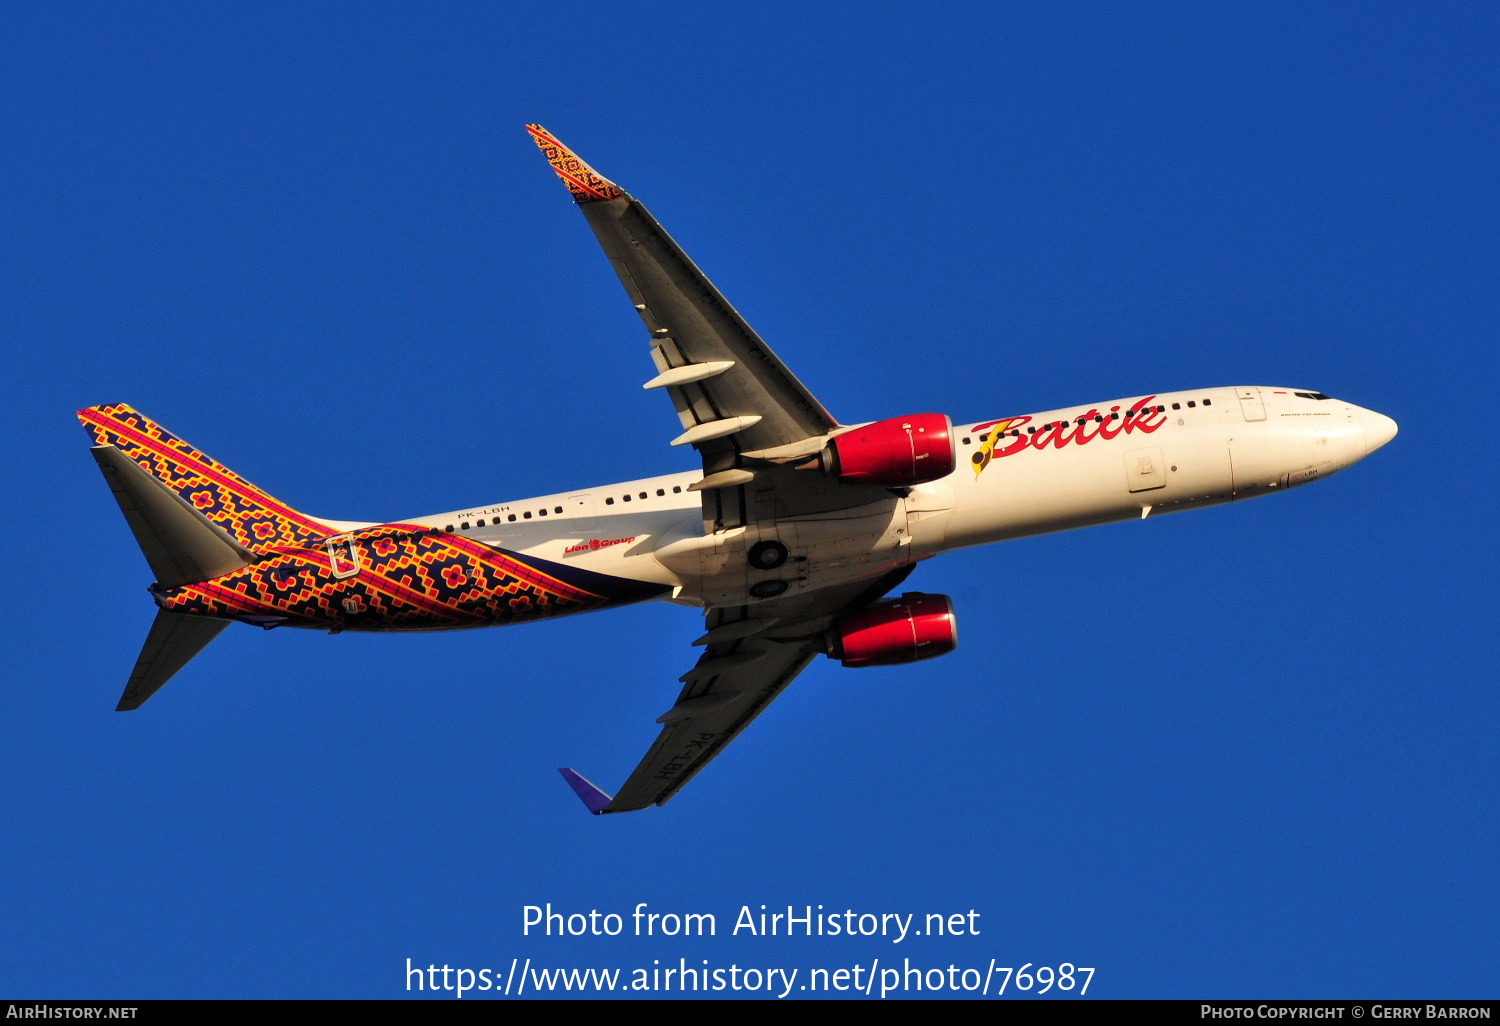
1362, 409, 1398, 454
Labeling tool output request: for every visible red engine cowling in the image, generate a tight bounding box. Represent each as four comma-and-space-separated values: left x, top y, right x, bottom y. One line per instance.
826, 414, 955, 487
831, 593, 958, 668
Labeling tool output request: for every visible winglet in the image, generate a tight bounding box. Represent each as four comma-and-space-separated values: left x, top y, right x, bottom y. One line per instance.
557, 768, 614, 815
526, 125, 625, 204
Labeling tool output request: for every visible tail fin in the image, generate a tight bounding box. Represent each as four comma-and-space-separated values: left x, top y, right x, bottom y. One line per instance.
118, 610, 231, 711
78, 404, 333, 554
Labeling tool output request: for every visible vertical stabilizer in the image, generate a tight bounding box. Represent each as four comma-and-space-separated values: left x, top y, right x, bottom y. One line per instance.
118, 611, 231, 711
78, 404, 333, 554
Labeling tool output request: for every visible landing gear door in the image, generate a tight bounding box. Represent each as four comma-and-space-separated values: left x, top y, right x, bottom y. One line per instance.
1237, 386, 1266, 422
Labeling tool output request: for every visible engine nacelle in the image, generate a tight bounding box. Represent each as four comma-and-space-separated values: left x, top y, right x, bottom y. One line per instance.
830, 593, 958, 668
825, 414, 955, 487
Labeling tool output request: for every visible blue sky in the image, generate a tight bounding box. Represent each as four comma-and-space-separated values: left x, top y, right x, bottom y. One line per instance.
2, 2, 1495, 999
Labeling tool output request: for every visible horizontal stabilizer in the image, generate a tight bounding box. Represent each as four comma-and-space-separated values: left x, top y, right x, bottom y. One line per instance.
118, 610, 231, 711
557, 768, 614, 815
90, 445, 254, 589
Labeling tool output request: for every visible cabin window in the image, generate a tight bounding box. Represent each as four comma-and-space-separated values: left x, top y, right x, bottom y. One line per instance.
639, 492, 647, 500
623, 494, 632, 502
1187, 401, 1196, 408
523, 511, 532, 519
444, 525, 454, 532
605, 497, 614, 505
655, 490, 664, 497
538, 508, 547, 516
1172, 403, 1181, 410
673, 486, 682, 494
556, 505, 564, 513
1202, 398, 1212, 405
508, 514, 517, 522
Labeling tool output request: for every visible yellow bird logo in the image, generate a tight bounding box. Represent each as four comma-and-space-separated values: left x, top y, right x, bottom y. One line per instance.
971, 418, 1021, 478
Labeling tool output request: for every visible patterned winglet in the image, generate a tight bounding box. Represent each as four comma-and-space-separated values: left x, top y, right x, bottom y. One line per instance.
526, 124, 625, 203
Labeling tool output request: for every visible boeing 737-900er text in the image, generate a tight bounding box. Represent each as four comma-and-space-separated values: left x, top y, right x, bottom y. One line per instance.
79, 124, 1398, 813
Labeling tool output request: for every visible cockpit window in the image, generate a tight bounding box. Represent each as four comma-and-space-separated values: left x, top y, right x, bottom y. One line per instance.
1294, 392, 1333, 400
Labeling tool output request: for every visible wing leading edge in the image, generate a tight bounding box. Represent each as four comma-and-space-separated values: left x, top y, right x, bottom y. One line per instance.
526, 125, 895, 533
526, 124, 836, 450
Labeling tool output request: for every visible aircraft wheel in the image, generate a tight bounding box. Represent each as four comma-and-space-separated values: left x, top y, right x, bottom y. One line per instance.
748, 540, 789, 570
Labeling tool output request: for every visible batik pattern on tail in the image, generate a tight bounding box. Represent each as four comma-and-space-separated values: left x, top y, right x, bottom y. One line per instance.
78, 404, 333, 553
156, 523, 612, 631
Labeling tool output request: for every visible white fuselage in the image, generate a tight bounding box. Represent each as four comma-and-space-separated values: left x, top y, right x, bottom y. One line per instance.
402, 386, 1396, 611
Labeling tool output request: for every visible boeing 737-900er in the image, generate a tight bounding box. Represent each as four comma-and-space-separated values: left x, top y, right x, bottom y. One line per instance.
79, 124, 1398, 813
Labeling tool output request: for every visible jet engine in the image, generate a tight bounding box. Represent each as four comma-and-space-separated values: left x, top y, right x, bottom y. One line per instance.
830, 593, 958, 667
822, 414, 955, 487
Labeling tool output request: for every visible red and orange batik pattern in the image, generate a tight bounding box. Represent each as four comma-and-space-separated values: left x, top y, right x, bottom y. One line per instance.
526, 124, 626, 203
159, 523, 608, 631
78, 404, 333, 553
80, 404, 610, 631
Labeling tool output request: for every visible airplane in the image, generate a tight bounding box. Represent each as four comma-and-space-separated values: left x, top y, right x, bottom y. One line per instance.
78, 123, 1398, 814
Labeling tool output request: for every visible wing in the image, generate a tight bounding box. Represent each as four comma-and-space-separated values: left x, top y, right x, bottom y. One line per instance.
560, 564, 914, 813
527, 125, 888, 530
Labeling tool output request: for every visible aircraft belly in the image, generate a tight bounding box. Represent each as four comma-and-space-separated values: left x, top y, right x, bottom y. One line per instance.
654, 498, 911, 608
788, 503, 907, 582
